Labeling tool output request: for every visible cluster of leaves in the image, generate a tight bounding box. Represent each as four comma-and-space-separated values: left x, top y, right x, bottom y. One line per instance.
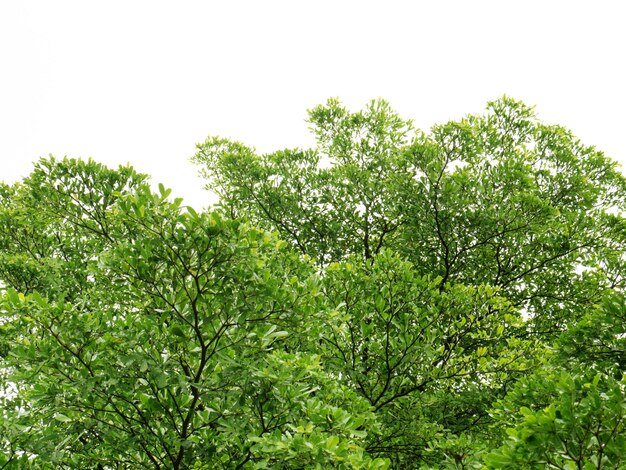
2, 97, 626, 468
192, 97, 626, 468
486, 293, 626, 469
0, 159, 386, 468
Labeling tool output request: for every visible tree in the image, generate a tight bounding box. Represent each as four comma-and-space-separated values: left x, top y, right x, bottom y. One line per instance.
193, 97, 626, 333
192, 97, 626, 467
0, 158, 387, 469
2, 97, 625, 468
318, 251, 540, 467
487, 370, 626, 469
486, 292, 626, 469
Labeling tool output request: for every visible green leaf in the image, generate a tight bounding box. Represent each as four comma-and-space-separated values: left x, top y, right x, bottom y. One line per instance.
54, 413, 72, 423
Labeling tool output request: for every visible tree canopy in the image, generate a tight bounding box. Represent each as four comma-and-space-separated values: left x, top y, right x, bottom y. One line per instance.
2, 97, 626, 468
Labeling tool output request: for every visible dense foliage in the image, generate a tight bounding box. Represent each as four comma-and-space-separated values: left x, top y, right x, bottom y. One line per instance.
2, 98, 626, 468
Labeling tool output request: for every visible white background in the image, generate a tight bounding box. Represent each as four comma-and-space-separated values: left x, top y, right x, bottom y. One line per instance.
1, 1, 624, 209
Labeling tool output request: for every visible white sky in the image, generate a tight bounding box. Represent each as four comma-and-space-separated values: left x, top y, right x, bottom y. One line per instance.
1, 1, 624, 209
